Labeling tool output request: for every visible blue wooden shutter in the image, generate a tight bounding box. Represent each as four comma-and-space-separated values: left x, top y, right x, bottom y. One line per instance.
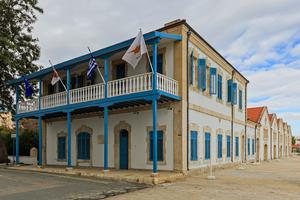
198, 59, 206, 90
232, 82, 237, 105
252, 139, 255, 155
190, 131, 198, 160
210, 68, 217, 95
217, 75, 222, 99
235, 137, 239, 156
190, 51, 194, 85
217, 134, 222, 158
227, 79, 232, 102
205, 132, 211, 159
227, 136, 230, 158
248, 138, 250, 155
58, 136, 66, 159
150, 130, 164, 161
239, 90, 243, 109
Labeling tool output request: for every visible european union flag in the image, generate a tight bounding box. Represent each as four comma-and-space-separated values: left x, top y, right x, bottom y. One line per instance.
24, 78, 34, 98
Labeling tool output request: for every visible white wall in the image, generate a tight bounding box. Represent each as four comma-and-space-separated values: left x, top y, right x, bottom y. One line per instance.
46, 108, 174, 170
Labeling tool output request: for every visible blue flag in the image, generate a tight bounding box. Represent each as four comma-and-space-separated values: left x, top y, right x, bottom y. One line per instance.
24, 78, 34, 98
87, 57, 98, 79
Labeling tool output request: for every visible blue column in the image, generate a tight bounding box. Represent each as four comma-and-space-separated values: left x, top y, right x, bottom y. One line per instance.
152, 43, 158, 91
104, 57, 109, 170
15, 84, 19, 165
38, 79, 42, 110
67, 111, 72, 167
15, 119, 19, 165
67, 67, 71, 104
152, 43, 158, 173
38, 116, 42, 165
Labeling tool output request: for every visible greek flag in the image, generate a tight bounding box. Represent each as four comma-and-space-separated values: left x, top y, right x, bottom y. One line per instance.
87, 57, 98, 79
24, 78, 34, 98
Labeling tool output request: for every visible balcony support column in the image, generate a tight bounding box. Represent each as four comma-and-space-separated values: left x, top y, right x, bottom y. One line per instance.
15, 84, 20, 165
38, 115, 42, 166
67, 111, 72, 168
103, 57, 109, 171
67, 67, 71, 104
39, 79, 42, 110
152, 42, 158, 175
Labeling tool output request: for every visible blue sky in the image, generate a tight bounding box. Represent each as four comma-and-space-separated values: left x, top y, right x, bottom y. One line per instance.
32, 0, 300, 135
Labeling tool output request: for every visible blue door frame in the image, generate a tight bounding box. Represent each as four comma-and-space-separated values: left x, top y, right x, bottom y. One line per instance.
119, 130, 129, 169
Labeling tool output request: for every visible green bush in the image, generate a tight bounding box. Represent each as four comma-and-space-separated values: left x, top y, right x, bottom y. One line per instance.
0, 126, 38, 156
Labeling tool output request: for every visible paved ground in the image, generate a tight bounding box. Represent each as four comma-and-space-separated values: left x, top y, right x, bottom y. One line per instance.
110, 156, 300, 200
0, 168, 147, 200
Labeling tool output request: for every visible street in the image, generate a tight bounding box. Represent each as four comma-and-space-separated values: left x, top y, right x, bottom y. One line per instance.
0, 168, 146, 200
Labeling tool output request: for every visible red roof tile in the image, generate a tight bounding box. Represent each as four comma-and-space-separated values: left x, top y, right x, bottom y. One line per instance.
268, 114, 273, 122
247, 107, 265, 123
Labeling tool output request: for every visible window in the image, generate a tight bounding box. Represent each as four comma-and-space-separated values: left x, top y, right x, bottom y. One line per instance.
252, 139, 255, 155
205, 132, 211, 160
77, 75, 84, 88
57, 136, 66, 160
217, 134, 222, 159
227, 136, 231, 158
198, 59, 206, 90
235, 136, 239, 157
210, 68, 217, 95
239, 89, 243, 109
217, 75, 222, 100
116, 64, 126, 79
150, 54, 163, 74
150, 130, 163, 161
190, 51, 194, 85
227, 79, 232, 103
190, 131, 198, 161
77, 132, 90, 160
248, 138, 250, 155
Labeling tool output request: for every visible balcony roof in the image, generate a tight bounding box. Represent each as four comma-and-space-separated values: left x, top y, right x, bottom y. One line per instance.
8, 31, 181, 85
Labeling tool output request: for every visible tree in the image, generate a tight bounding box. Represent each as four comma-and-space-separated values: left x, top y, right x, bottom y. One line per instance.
292, 136, 296, 145
0, 0, 43, 113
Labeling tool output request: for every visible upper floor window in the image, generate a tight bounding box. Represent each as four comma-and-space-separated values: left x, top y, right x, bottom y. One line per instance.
198, 59, 206, 91
217, 74, 222, 100
149, 54, 163, 74
227, 79, 237, 105
116, 63, 126, 79
210, 68, 217, 95
239, 89, 243, 109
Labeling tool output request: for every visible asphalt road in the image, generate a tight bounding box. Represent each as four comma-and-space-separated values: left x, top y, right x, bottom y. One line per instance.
0, 168, 147, 200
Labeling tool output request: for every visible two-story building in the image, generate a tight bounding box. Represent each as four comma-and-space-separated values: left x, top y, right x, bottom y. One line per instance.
8, 19, 292, 175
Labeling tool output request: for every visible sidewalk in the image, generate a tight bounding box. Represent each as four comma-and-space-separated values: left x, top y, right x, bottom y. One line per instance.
5, 165, 185, 185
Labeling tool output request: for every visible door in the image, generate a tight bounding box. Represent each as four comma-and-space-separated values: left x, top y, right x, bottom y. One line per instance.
119, 130, 128, 169
116, 64, 126, 79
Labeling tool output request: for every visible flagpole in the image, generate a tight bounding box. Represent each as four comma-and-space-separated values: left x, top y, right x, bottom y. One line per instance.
49, 60, 67, 91
87, 47, 106, 84
139, 28, 154, 73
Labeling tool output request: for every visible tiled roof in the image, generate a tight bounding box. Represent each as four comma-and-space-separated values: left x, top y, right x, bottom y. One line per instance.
268, 114, 273, 122
247, 107, 265, 123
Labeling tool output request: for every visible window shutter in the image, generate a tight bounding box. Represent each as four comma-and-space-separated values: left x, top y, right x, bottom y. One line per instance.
227, 79, 232, 102
248, 138, 250, 155
190, 131, 198, 160
239, 90, 243, 109
218, 134, 222, 158
235, 137, 239, 156
227, 136, 230, 158
217, 75, 222, 99
231, 82, 237, 105
210, 68, 217, 95
190, 51, 194, 85
198, 59, 206, 90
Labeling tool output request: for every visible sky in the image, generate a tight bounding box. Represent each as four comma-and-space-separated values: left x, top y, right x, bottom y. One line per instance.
32, 0, 300, 135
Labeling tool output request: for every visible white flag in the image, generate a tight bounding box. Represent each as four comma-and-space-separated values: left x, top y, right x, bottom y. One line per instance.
122, 30, 147, 69
51, 67, 60, 85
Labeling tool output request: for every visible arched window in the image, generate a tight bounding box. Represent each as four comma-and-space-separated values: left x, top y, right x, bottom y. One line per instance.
77, 132, 90, 160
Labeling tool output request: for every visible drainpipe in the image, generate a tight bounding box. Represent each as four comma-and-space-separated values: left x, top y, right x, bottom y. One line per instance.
244, 82, 248, 163
186, 29, 191, 171
270, 127, 273, 160
254, 124, 257, 162
231, 71, 234, 162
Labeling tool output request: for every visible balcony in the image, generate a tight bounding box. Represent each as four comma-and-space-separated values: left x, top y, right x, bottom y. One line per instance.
17, 73, 179, 114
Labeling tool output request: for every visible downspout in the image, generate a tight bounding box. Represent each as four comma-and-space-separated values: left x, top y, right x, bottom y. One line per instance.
186, 29, 191, 171
254, 124, 257, 161
244, 82, 248, 163
270, 127, 273, 160
231, 71, 234, 162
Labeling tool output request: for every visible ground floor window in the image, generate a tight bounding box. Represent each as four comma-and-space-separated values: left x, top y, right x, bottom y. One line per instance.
235, 136, 239, 157
77, 132, 90, 160
57, 136, 66, 160
217, 134, 222, 158
150, 130, 164, 161
227, 136, 231, 158
252, 139, 255, 155
248, 138, 250, 155
205, 132, 211, 160
190, 131, 198, 161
